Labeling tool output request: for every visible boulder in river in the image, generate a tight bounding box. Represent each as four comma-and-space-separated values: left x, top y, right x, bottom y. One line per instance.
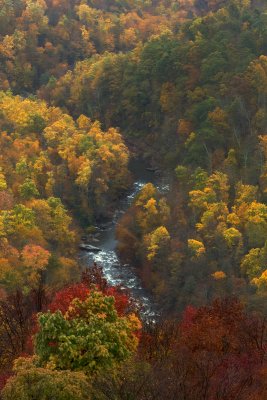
79, 243, 101, 252
98, 221, 113, 230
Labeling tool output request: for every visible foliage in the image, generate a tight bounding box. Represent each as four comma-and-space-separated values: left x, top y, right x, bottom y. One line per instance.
0, 91, 130, 294
92, 298, 267, 400
35, 290, 141, 374
2, 357, 91, 400
2, 0, 267, 396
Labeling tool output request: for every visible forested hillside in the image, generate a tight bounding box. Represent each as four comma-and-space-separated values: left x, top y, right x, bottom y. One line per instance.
1, 0, 267, 399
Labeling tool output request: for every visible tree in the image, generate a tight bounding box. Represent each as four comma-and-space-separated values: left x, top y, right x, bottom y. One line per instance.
241, 244, 267, 281
18, 179, 39, 200
244, 202, 267, 248
188, 239, 205, 258
29, 198, 76, 253
21, 244, 51, 289
47, 283, 90, 314
2, 357, 91, 400
48, 265, 131, 316
0, 244, 50, 291
252, 270, 267, 292
35, 290, 141, 374
0, 288, 49, 375
145, 226, 170, 261
0, 168, 7, 190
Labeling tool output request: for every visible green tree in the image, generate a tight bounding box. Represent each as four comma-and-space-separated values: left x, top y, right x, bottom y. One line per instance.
35, 290, 141, 374
241, 245, 267, 281
19, 178, 39, 200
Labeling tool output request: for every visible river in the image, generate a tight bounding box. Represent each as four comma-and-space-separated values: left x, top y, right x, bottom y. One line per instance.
79, 158, 170, 319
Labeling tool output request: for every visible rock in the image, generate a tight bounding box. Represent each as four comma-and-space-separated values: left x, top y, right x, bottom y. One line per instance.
123, 263, 130, 267
79, 244, 101, 252
98, 222, 112, 230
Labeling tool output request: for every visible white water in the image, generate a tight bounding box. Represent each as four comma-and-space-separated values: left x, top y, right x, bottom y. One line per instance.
79, 163, 170, 318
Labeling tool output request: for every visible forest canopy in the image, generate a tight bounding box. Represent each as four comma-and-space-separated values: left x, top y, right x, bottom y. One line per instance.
1, 0, 267, 399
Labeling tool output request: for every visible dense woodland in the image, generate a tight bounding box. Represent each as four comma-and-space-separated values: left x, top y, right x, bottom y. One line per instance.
1, 0, 267, 398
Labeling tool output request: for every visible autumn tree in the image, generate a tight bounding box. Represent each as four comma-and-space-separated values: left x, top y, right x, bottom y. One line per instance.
2, 357, 91, 400
35, 290, 141, 374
